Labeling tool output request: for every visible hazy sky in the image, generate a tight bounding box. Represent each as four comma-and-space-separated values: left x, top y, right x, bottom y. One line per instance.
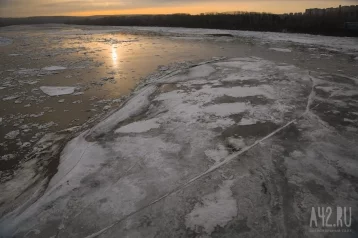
0, 0, 356, 17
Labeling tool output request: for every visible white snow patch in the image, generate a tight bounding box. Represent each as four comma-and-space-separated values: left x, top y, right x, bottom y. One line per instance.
115, 118, 160, 133
30, 112, 44, 118
189, 64, 216, 79
214, 60, 267, 71
1, 154, 15, 161
344, 118, 355, 123
291, 150, 305, 158
277, 65, 297, 71
206, 118, 235, 129
269, 48, 292, 53
185, 180, 237, 234
20, 142, 31, 148
40, 86, 76, 96
239, 117, 257, 125
228, 137, 246, 150
203, 102, 248, 116
222, 73, 259, 82
316, 86, 337, 93
205, 144, 229, 164
198, 85, 274, 100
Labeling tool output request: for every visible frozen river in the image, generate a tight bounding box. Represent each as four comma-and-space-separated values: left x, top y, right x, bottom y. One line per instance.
0, 25, 358, 237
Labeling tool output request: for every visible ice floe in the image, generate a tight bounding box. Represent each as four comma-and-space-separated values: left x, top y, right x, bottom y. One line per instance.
5, 130, 20, 140
1, 154, 15, 161
2, 95, 20, 101
239, 117, 257, 125
40, 86, 77, 96
269, 47, 292, 53
42, 66, 67, 71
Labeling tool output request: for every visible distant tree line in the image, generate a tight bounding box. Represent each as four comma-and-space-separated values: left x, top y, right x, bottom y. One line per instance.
1, 12, 357, 36
0, 16, 81, 27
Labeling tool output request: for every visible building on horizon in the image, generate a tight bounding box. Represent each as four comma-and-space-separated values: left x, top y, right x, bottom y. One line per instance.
305, 5, 358, 19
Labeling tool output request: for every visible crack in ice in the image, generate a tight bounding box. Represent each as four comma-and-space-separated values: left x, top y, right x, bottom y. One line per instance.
82, 63, 322, 238
83, 118, 298, 238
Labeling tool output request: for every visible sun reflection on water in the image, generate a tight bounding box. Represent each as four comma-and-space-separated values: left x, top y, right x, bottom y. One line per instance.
111, 44, 118, 68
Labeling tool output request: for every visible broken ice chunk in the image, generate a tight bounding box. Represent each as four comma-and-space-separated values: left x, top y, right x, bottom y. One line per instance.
5, 130, 19, 140
40, 86, 76, 96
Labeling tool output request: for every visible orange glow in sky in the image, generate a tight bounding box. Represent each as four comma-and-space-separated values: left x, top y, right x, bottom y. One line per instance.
0, 1, 354, 17
68, 1, 349, 16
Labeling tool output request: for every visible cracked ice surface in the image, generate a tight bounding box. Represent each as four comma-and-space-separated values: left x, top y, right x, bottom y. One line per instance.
1, 57, 358, 238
